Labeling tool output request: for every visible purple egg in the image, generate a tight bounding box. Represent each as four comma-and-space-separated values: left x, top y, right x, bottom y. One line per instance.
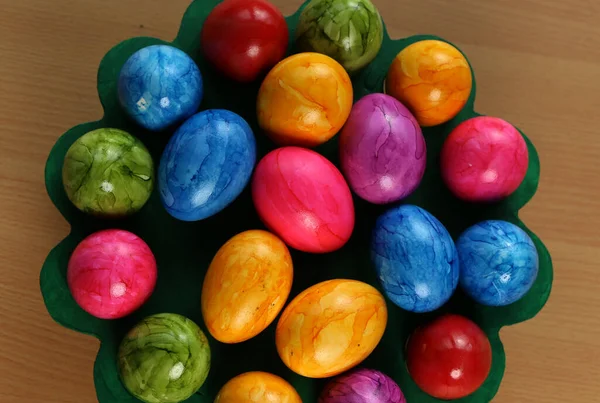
340, 93, 426, 204
318, 368, 406, 403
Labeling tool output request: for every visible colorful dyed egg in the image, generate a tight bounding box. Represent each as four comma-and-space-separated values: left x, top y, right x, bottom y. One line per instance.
159, 109, 256, 221
340, 93, 426, 204
201, 230, 293, 343
407, 314, 492, 400
441, 116, 529, 202
276, 279, 387, 378
371, 205, 459, 313
67, 229, 157, 319
385, 40, 472, 127
118, 313, 211, 403
215, 371, 302, 403
252, 147, 355, 253
257, 52, 353, 147
457, 220, 539, 306
319, 368, 406, 403
62, 128, 154, 217
295, 0, 383, 74
118, 45, 203, 131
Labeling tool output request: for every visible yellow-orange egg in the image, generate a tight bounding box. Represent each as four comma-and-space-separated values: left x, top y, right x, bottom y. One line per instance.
275, 279, 387, 378
201, 230, 293, 343
257, 52, 353, 147
215, 371, 302, 403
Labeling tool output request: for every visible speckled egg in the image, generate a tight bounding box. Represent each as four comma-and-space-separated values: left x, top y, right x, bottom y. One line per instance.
319, 368, 406, 403
257, 52, 353, 147
215, 371, 302, 403
118, 45, 203, 131
340, 93, 426, 204
371, 205, 459, 313
67, 229, 157, 319
201, 230, 293, 343
457, 220, 539, 306
118, 313, 211, 403
276, 279, 387, 378
62, 128, 154, 217
159, 109, 256, 221
441, 116, 529, 202
252, 147, 355, 253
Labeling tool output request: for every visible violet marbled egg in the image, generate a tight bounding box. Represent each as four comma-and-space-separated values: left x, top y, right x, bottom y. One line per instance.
340, 93, 426, 204
319, 368, 406, 403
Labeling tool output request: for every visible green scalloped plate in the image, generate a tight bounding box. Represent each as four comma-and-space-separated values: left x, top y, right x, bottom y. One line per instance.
41, 0, 553, 401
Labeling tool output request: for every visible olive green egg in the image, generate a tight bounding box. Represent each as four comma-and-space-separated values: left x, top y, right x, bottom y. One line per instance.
295, 0, 384, 73
62, 128, 153, 217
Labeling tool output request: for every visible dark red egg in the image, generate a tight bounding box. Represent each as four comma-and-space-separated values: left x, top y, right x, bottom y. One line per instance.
201, 0, 289, 82
406, 314, 492, 400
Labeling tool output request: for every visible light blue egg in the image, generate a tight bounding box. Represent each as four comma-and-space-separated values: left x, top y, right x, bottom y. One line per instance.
457, 220, 539, 306
371, 205, 459, 313
118, 45, 203, 131
158, 109, 256, 221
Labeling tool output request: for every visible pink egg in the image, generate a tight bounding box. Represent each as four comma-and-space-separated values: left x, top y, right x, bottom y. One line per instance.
252, 147, 355, 253
441, 116, 529, 202
67, 229, 157, 319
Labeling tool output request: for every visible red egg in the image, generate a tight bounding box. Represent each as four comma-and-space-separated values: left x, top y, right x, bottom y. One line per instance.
251, 147, 355, 253
406, 314, 492, 400
201, 0, 289, 82
441, 116, 528, 202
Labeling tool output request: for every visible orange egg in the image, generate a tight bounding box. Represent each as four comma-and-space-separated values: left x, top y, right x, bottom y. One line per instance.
215, 371, 302, 403
275, 279, 387, 378
201, 230, 293, 343
257, 52, 353, 147
385, 40, 472, 127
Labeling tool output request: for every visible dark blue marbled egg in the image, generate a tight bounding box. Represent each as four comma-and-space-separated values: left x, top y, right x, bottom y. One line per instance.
371, 205, 459, 313
158, 109, 256, 221
457, 220, 539, 306
118, 45, 203, 131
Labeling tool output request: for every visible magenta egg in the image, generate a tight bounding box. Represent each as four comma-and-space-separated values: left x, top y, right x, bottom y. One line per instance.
251, 147, 355, 253
340, 93, 426, 204
318, 368, 406, 403
441, 116, 529, 202
67, 229, 157, 319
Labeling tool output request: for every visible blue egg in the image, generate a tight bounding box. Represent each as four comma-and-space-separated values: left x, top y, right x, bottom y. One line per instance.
158, 109, 256, 221
118, 45, 203, 131
371, 205, 459, 313
457, 220, 539, 306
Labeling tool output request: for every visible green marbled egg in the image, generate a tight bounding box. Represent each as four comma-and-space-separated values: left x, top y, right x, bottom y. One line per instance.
295, 0, 384, 74
62, 128, 153, 217
118, 313, 211, 403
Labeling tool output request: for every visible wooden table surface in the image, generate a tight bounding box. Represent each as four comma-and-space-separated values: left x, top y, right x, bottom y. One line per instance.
1, 0, 599, 401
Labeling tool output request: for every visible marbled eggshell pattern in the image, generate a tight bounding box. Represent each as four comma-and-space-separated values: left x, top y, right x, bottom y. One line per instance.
441, 116, 529, 202
118, 313, 211, 403
251, 147, 355, 253
215, 371, 302, 403
371, 205, 459, 313
340, 93, 426, 204
118, 45, 203, 131
201, 230, 293, 343
319, 368, 406, 403
275, 279, 388, 378
62, 128, 154, 217
257, 52, 353, 147
457, 220, 539, 306
159, 109, 256, 221
67, 229, 157, 319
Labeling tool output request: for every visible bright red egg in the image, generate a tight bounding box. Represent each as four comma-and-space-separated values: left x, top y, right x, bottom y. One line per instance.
406, 314, 492, 400
201, 0, 289, 83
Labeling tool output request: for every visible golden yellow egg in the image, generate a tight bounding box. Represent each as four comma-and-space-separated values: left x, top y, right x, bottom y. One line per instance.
275, 279, 388, 378
214, 371, 302, 403
201, 230, 293, 343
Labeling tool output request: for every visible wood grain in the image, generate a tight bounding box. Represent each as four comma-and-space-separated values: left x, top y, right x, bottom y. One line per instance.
1, 0, 599, 401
